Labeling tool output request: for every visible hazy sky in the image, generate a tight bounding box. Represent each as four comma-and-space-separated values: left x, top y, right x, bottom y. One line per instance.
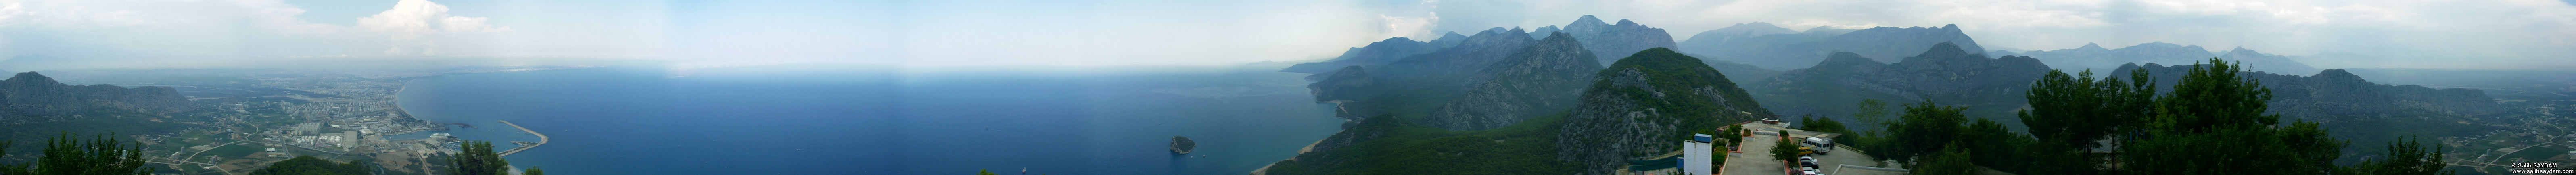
2, 0, 2570, 69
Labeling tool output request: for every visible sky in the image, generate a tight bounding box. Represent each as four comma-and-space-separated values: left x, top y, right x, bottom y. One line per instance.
0, 0, 2570, 69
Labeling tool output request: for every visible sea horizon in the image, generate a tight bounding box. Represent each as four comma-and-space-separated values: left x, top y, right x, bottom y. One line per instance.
394, 64, 1345, 174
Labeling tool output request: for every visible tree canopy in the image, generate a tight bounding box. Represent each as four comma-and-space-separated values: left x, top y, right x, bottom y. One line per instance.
1880, 100, 1968, 164
249, 156, 369, 175
2018, 68, 2154, 150
1770, 135, 1801, 162
0, 133, 155, 175
446, 141, 510, 175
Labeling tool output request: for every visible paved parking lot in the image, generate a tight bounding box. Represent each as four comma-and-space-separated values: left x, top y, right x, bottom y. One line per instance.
1722, 134, 1792, 175
1724, 122, 1913, 175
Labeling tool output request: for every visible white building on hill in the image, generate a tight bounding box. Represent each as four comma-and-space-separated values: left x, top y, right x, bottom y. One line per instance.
1684, 133, 1714, 175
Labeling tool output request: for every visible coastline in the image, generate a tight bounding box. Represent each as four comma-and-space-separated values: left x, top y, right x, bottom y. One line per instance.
1250, 138, 1327, 175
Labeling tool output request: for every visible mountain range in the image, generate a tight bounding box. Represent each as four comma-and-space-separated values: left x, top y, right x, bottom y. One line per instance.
1534, 15, 1679, 66
1267, 15, 2486, 174
1745, 42, 2052, 126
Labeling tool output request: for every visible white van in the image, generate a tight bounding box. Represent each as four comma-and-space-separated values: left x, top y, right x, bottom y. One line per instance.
1803, 137, 1834, 154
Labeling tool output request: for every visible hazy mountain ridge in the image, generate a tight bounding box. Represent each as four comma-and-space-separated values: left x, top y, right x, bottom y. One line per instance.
1551, 15, 1680, 66
1421, 32, 1605, 131
1280, 38, 1440, 75
0, 72, 189, 119
2109, 63, 2505, 120
1675, 23, 1986, 70
2016, 42, 2319, 74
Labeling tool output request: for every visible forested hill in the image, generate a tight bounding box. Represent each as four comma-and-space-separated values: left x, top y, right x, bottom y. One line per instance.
1554, 48, 1771, 175
1, 72, 189, 118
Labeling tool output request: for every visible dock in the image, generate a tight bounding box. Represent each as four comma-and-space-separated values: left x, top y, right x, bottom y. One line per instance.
494, 120, 548, 157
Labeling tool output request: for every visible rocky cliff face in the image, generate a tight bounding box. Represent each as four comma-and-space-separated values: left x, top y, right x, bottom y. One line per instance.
1675, 23, 1985, 70
1749, 42, 2051, 119
1421, 32, 1605, 131
2109, 64, 2505, 120
0, 72, 189, 118
1555, 48, 1771, 175
1556, 15, 1678, 66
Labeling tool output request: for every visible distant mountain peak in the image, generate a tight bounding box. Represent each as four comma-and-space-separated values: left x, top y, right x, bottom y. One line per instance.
1817, 52, 1884, 67
6, 71, 55, 85
1575, 15, 1603, 25
2313, 69, 2364, 81
1615, 19, 1638, 26
2229, 47, 2265, 55
2079, 42, 2105, 50
1910, 42, 1978, 59
2134, 42, 2183, 48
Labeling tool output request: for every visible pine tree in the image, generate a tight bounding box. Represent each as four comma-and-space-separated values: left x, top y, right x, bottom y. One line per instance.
1915, 142, 1978, 175
446, 141, 510, 175
1770, 134, 1801, 162
2344, 137, 2453, 175
2019, 69, 2153, 150
1882, 100, 1968, 164
2120, 58, 2346, 175
0, 133, 155, 175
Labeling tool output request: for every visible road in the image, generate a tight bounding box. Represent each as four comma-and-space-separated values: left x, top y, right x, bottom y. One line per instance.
159, 139, 255, 175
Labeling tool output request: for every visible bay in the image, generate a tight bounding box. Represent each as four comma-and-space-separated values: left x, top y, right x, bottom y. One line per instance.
395, 64, 1341, 174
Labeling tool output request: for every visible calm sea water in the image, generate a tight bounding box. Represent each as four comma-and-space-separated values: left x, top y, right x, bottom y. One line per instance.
395, 65, 1343, 175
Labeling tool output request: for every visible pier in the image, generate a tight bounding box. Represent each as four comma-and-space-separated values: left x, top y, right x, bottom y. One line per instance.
494, 120, 548, 157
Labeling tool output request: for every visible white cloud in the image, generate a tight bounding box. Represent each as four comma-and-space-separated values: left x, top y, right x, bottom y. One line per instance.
0, 0, 508, 60
357, 0, 509, 55
1381, 13, 1437, 39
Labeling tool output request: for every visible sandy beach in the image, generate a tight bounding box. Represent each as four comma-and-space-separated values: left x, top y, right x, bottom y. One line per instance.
1250, 138, 1329, 175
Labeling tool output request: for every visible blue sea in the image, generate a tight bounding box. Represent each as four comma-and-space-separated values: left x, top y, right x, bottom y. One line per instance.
395, 64, 1344, 175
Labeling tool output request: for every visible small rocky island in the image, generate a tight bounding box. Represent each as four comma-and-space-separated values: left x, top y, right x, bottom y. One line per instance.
1170, 136, 1197, 154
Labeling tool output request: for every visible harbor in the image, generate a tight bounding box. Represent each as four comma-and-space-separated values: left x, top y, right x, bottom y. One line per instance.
495, 120, 549, 157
